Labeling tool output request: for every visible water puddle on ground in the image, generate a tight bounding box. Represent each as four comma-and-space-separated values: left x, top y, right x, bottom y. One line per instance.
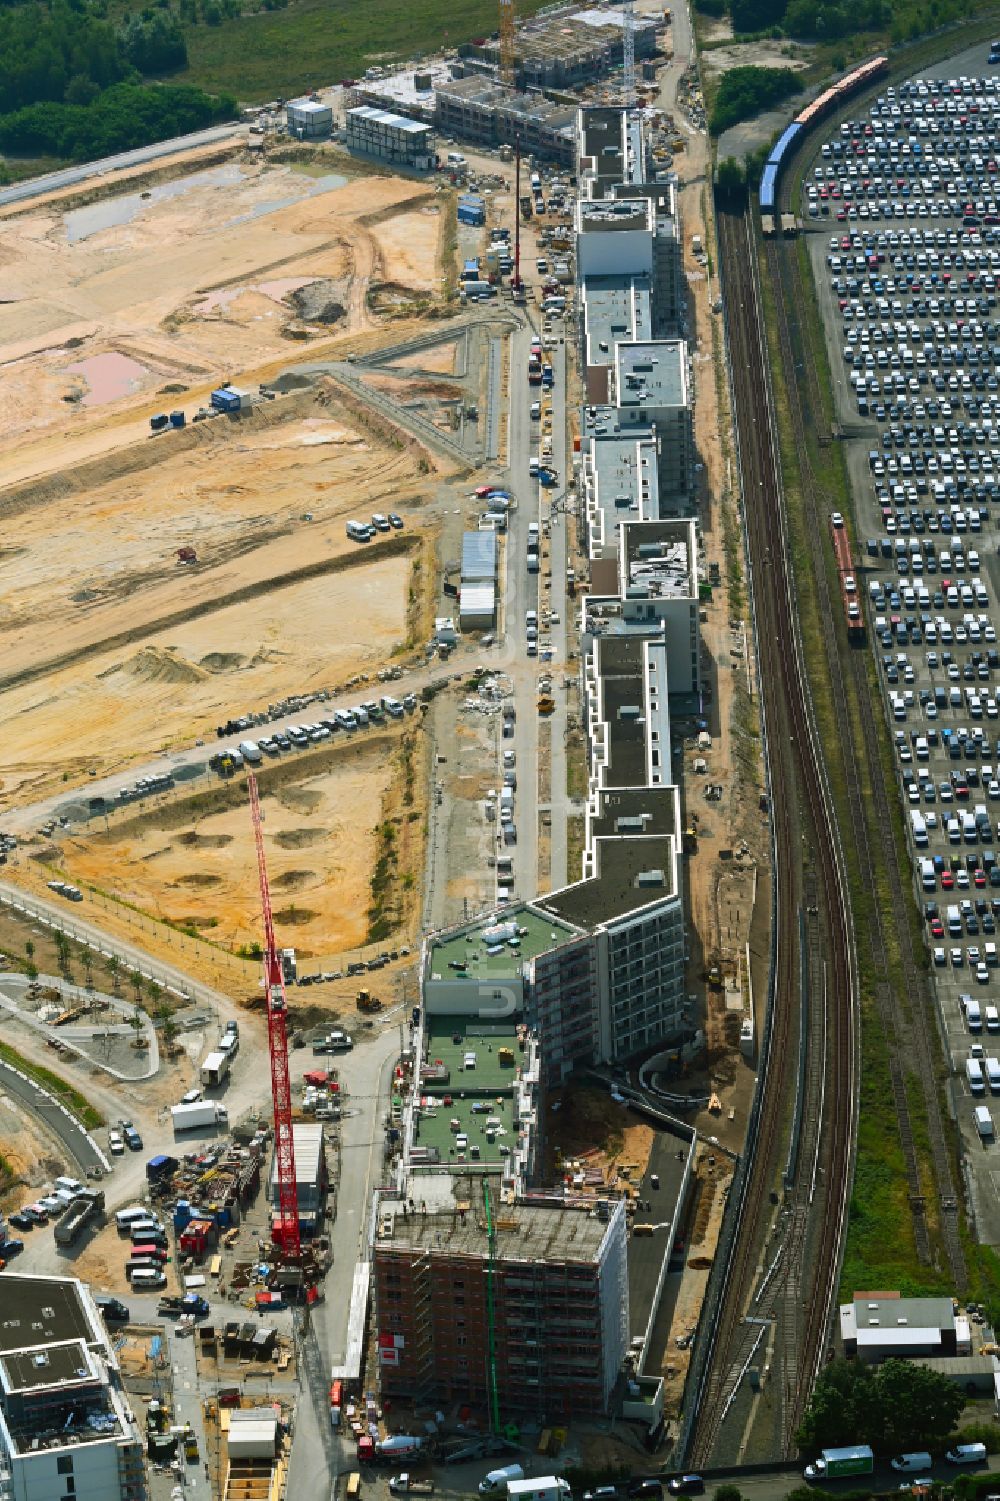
221, 173, 347, 227
194, 276, 316, 314
64, 163, 246, 243
65, 350, 150, 405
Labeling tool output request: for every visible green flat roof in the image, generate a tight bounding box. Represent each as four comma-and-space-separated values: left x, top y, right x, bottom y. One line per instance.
411, 1091, 515, 1168
424, 1015, 522, 1094
427, 906, 579, 981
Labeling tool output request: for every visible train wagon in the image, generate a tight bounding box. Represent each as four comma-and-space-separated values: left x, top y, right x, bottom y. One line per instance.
831, 514, 864, 641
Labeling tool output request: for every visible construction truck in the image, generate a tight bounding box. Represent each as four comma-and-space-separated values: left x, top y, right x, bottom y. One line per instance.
537, 696, 555, 716
389, 1478, 434, 1495
357, 990, 383, 1013
53, 1189, 104, 1246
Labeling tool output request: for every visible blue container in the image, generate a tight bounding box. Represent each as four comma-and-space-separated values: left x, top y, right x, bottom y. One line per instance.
173, 1200, 193, 1231
210, 388, 241, 413
169, 410, 186, 429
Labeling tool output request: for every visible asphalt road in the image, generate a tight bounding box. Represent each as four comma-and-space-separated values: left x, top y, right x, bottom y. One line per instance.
0, 1055, 104, 1174
0, 124, 242, 209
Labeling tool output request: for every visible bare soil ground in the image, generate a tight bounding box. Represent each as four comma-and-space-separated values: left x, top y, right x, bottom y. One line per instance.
54, 727, 425, 960
0, 149, 455, 813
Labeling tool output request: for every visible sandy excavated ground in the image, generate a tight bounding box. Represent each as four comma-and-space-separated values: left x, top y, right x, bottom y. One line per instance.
0, 159, 441, 460
60, 734, 398, 957
0, 396, 424, 809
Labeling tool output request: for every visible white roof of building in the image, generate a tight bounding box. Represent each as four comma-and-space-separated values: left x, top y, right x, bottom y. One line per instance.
855, 1326, 942, 1348
460, 582, 496, 614
348, 104, 431, 135
288, 97, 331, 115
292, 1122, 324, 1184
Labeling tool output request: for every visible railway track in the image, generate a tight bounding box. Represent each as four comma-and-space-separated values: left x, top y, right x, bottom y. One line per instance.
686, 207, 857, 1463
763, 217, 966, 1286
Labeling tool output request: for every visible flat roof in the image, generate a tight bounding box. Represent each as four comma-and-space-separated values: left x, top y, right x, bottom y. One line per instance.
622, 522, 694, 599
1, 1342, 97, 1396
616, 340, 688, 411
424, 1015, 523, 1094
589, 786, 677, 841
347, 105, 432, 134
288, 98, 331, 114
849, 1293, 955, 1328
380, 1194, 612, 1263
587, 428, 659, 557
358, 61, 455, 112
412, 1089, 516, 1166
459, 582, 496, 612
584, 276, 652, 367
427, 906, 580, 982
462, 529, 498, 578
540, 827, 678, 929
0, 1275, 97, 1355
579, 199, 654, 234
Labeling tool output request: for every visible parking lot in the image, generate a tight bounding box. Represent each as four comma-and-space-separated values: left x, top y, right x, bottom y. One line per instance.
806, 52, 1000, 1241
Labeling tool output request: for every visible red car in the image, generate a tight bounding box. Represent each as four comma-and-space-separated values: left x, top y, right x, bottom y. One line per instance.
942, 871, 955, 889
931, 920, 945, 938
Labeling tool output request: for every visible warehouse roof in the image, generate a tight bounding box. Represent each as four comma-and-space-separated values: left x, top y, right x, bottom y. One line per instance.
461, 529, 498, 580
288, 97, 331, 115
459, 582, 495, 616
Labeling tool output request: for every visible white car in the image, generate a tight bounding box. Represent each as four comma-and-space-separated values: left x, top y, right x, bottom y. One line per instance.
108, 1130, 125, 1156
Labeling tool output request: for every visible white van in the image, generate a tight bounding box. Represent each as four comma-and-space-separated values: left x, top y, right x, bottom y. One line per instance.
479, 1468, 525, 1496
975, 1106, 994, 1140
966, 1058, 986, 1095
891, 1453, 933, 1473
130, 1267, 166, 1289
946, 1442, 987, 1464
116, 1205, 152, 1232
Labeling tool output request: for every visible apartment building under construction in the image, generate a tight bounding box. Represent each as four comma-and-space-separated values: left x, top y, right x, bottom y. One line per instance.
373, 1193, 629, 1418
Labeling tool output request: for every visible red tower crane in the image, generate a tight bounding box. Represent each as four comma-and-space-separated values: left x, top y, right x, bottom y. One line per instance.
247, 772, 301, 1259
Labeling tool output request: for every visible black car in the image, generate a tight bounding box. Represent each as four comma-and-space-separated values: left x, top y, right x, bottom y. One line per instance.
388, 513, 404, 529
628, 1481, 663, 1499
7, 1213, 33, 1232
667, 1481, 703, 1498
0, 1239, 24, 1258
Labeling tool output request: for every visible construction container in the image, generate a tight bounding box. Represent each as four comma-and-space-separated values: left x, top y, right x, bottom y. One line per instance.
210, 388, 241, 414
150, 413, 169, 432
169, 410, 185, 428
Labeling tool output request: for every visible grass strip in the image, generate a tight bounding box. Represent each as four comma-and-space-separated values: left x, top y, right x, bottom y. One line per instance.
0, 1039, 103, 1131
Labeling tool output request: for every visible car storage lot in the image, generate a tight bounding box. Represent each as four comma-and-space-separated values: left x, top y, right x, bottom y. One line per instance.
805, 53, 1000, 1242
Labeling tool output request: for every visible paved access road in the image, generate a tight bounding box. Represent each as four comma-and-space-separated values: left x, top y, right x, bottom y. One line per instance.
0, 125, 242, 209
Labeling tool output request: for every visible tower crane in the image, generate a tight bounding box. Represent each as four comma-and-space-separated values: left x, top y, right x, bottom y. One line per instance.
248, 772, 301, 1259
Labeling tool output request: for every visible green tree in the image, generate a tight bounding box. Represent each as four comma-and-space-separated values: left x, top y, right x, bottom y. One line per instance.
716, 155, 747, 201
730, 0, 787, 32
117, 12, 186, 74
710, 64, 802, 136
874, 1359, 964, 1453
25, 959, 38, 987
796, 1359, 877, 1450
106, 954, 121, 996
130, 1005, 144, 1044
714, 1488, 744, 1501
130, 969, 144, 1008
797, 1357, 965, 1454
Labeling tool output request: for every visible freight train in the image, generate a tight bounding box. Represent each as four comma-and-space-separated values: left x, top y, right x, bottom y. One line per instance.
759, 55, 889, 230
831, 513, 864, 641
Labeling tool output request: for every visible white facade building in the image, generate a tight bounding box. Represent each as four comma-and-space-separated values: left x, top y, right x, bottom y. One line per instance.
0, 1276, 146, 1501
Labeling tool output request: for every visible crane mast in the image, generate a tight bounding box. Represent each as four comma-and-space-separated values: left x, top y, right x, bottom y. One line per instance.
248, 772, 301, 1259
